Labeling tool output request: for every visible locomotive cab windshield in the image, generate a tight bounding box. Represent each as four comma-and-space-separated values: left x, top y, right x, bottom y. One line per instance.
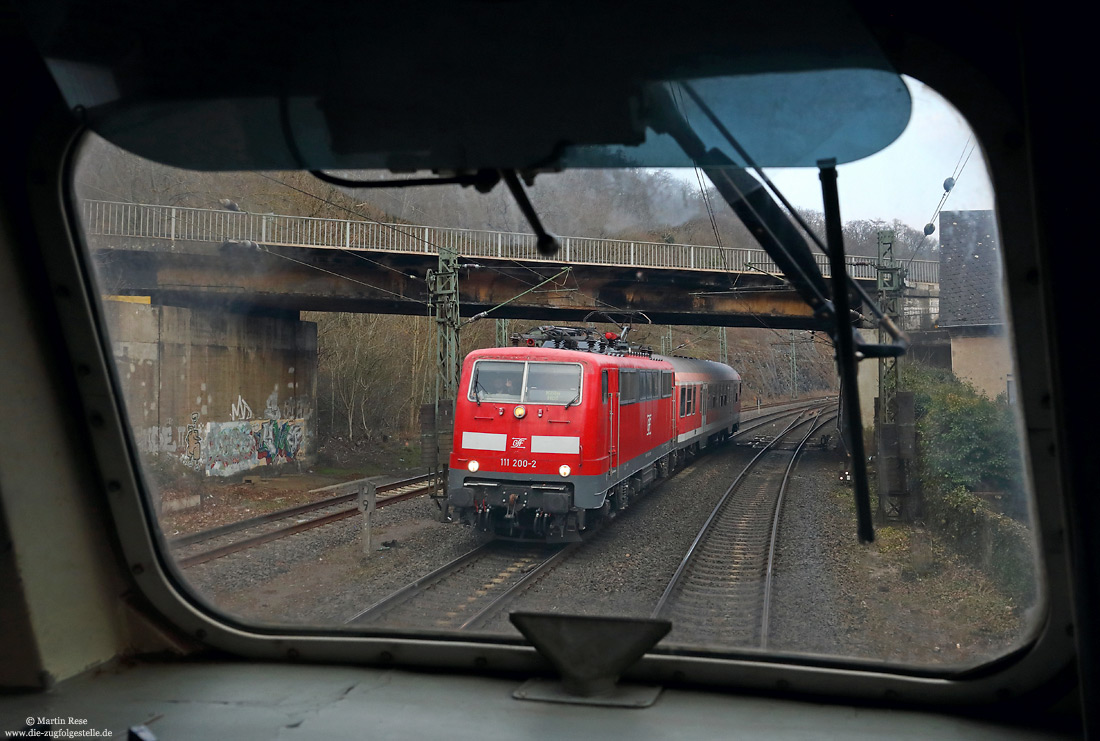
2, 0, 1084, 734
48, 78, 1051, 694
470, 361, 583, 406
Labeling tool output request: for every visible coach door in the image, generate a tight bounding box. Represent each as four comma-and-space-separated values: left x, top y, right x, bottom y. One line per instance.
604, 369, 620, 480
701, 382, 708, 427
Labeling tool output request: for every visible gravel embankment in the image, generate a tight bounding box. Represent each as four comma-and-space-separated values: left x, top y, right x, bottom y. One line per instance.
766, 449, 849, 655
178, 405, 1028, 670
184, 495, 491, 624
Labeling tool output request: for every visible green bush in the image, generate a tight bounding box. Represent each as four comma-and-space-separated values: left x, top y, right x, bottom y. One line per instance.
901, 364, 1024, 507
897, 364, 1035, 605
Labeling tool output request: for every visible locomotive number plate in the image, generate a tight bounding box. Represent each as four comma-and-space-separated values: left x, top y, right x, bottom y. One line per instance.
500, 458, 537, 469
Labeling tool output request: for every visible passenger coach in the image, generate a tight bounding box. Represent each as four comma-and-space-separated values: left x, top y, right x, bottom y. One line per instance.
446, 327, 742, 539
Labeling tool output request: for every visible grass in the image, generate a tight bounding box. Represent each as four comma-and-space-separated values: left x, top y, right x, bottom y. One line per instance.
825, 482, 1024, 661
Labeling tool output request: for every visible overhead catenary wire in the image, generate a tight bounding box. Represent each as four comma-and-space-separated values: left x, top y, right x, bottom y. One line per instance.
904, 138, 976, 268
677, 82, 906, 342
671, 83, 737, 289
254, 167, 819, 346
260, 172, 642, 334
462, 267, 573, 326
254, 246, 431, 306
257, 172, 553, 293
254, 167, 825, 354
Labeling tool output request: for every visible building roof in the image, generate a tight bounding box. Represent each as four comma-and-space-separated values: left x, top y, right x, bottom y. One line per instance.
937, 210, 1004, 328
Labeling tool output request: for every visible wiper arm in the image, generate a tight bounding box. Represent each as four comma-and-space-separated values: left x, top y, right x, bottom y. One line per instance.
820, 160, 874, 543
501, 170, 561, 256
565, 392, 581, 408
647, 83, 909, 544
472, 369, 483, 406
646, 85, 832, 317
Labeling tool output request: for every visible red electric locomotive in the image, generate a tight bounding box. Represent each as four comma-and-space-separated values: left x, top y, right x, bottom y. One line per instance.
446, 326, 742, 539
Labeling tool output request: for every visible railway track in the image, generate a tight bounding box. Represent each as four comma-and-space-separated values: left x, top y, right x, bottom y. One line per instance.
340, 400, 836, 635
169, 473, 435, 568
346, 541, 576, 630
732, 401, 832, 441
652, 408, 837, 648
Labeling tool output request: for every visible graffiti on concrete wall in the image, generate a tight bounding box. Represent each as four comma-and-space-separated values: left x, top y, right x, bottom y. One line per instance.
182, 412, 203, 469
203, 418, 307, 477
231, 394, 253, 421
264, 389, 280, 420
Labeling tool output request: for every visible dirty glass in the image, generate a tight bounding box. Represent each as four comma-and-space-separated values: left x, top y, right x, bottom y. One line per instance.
524, 363, 582, 404
472, 361, 524, 403
69, 75, 1041, 673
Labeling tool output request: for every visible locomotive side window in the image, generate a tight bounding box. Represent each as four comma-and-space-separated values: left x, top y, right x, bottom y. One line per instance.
525, 363, 582, 404
621, 370, 637, 404
662, 372, 673, 398
601, 370, 608, 403
470, 360, 525, 402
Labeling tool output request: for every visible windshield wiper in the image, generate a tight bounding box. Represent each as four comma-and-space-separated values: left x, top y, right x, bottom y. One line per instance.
565, 392, 581, 408
472, 369, 483, 406
647, 82, 910, 544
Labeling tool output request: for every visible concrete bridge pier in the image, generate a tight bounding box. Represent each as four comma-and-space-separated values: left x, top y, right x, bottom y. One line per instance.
104, 299, 317, 478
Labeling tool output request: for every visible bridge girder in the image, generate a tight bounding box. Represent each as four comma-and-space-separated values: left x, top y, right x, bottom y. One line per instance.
93, 243, 863, 329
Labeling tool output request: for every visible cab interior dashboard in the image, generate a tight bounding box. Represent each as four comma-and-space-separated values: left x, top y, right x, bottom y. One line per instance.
0, 0, 1093, 738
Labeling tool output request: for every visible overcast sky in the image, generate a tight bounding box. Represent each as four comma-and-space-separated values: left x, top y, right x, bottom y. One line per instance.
755, 76, 995, 233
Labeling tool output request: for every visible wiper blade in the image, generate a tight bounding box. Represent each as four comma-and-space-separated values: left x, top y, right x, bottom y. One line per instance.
647, 82, 906, 544
820, 160, 875, 543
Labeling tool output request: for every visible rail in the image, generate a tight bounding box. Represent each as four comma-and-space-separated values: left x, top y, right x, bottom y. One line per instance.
80, 199, 940, 285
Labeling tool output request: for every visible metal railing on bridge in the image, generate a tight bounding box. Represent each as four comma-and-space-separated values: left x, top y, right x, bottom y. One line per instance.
80, 200, 940, 285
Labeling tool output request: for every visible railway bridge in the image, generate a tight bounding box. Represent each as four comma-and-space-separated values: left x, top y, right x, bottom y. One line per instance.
81, 199, 940, 479
83, 200, 939, 329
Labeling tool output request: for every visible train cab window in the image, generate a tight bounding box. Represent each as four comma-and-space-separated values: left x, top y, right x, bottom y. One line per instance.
524, 362, 582, 404
57, 69, 1045, 692
470, 360, 524, 403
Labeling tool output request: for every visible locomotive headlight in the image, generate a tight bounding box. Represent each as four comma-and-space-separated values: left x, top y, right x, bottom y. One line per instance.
468, 460, 480, 472
559, 464, 571, 477
513, 405, 527, 419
